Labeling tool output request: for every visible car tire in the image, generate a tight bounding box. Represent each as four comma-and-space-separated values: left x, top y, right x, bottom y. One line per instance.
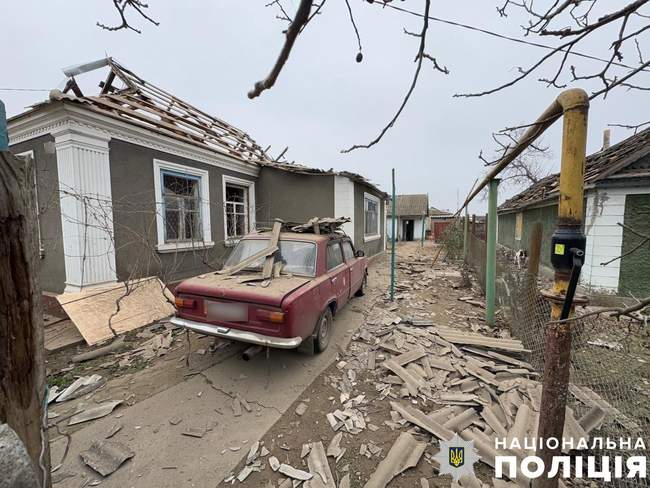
314, 307, 333, 353
355, 273, 367, 297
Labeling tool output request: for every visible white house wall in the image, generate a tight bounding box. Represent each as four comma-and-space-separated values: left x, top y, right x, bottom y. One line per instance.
582, 186, 650, 293
334, 176, 355, 241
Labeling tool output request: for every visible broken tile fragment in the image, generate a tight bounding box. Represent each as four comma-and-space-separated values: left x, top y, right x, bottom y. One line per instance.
80, 440, 134, 477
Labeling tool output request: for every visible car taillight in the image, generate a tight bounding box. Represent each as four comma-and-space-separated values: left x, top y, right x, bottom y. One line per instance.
256, 309, 285, 323
175, 297, 196, 309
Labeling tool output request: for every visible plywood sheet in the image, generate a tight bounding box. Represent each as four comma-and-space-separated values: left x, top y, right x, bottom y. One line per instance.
57, 277, 175, 345
44, 319, 84, 352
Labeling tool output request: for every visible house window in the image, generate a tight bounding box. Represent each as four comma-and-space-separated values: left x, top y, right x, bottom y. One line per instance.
162, 172, 202, 242
225, 184, 248, 239
222, 175, 256, 244
515, 212, 523, 241
153, 160, 212, 252
364, 193, 381, 241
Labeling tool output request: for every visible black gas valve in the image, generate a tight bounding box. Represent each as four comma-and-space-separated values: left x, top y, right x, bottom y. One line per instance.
550, 227, 586, 272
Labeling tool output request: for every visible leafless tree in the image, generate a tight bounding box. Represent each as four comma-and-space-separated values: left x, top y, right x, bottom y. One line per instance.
97, 1, 650, 151
479, 127, 553, 191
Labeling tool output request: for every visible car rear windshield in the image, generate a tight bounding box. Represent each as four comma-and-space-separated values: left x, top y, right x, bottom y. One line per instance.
225, 239, 317, 277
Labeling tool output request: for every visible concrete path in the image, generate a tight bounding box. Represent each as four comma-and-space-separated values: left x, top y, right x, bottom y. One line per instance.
52, 255, 387, 487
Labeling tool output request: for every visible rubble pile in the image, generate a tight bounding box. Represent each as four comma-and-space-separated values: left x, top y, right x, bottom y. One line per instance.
225, 252, 625, 488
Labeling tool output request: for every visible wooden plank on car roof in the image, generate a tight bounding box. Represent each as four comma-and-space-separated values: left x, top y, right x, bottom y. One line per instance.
262, 220, 282, 279
217, 245, 278, 276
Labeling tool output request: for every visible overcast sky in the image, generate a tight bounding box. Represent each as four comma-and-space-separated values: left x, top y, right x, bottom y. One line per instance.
2, 1, 648, 213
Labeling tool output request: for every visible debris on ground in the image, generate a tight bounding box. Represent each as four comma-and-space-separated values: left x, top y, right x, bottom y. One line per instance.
55, 374, 105, 403
294, 402, 308, 416
220, 244, 637, 488
80, 440, 134, 476
68, 400, 123, 426
56, 277, 175, 345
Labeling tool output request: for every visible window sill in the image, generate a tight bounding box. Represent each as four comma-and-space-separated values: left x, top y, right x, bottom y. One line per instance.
156, 241, 215, 253
364, 234, 381, 243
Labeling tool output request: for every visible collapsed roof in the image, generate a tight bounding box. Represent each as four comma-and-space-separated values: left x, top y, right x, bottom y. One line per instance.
387, 194, 430, 217
499, 127, 650, 212
50, 58, 270, 164
18, 57, 387, 195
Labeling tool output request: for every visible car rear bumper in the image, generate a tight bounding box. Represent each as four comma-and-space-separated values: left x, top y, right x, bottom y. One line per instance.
170, 317, 303, 349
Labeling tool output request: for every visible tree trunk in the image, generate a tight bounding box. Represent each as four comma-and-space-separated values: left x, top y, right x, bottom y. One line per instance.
0, 150, 49, 486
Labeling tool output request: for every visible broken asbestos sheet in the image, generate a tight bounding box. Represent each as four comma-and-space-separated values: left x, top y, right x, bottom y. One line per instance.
57, 277, 175, 345
80, 440, 134, 476
363, 432, 426, 488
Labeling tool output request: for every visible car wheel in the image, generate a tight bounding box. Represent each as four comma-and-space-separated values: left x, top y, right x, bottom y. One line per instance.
355, 273, 367, 297
314, 307, 333, 353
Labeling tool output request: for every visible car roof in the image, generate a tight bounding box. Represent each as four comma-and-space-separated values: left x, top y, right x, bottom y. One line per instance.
244, 231, 349, 243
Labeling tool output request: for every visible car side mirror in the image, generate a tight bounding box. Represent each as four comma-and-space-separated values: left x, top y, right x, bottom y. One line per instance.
355, 250, 365, 258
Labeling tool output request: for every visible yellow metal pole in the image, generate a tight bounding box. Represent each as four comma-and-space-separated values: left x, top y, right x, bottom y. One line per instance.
535, 88, 589, 488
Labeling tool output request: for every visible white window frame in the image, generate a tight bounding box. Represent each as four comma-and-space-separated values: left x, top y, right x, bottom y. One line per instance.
363, 192, 381, 242
515, 212, 523, 241
222, 175, 256, 246
153, 159, 213, 253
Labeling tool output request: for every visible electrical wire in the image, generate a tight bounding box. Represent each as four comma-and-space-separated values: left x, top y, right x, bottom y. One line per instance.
0, 87, 50, 92
378, 2, 650, 73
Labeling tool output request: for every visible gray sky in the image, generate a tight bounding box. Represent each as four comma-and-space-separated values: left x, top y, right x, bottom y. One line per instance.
2, 1, 648, 213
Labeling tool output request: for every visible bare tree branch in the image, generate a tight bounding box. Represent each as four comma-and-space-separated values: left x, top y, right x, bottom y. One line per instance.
248, 0, 312, 99
98, 0, 159, 33
344, 0, 364, 62
342, 0, 449, 153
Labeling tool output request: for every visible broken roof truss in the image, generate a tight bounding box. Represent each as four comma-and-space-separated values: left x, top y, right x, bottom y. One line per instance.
60, 57, 270, 164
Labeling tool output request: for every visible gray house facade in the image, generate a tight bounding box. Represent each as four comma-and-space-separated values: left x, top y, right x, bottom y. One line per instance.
8, 59, 386, 294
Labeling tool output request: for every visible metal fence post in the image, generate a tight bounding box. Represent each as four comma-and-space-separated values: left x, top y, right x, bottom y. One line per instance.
485, 178, 499, 326
535, 90, 589, 488
390, 168, 396, 301
420, 213, 425, 247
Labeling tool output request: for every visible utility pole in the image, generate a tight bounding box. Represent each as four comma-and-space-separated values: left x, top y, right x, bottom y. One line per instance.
390, 169, 396, 301
0, 99, 50, 487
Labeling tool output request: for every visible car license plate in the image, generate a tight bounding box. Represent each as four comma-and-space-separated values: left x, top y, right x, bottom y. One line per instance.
206, 301, 248, 322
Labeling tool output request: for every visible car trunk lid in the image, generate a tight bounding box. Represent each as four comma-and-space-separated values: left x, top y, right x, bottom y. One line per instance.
176, 273, 310, 307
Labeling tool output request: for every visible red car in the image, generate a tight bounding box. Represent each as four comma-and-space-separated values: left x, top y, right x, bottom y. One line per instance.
171, 232, 368, 352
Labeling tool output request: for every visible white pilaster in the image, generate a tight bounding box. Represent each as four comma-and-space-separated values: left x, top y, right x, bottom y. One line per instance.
53, 124, 117, 291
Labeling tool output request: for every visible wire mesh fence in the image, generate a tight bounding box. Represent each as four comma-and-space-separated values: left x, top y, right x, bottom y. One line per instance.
463, 230, 650, 487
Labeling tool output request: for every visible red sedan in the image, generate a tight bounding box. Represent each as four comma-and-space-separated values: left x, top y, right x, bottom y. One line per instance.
171, 232, 368, 352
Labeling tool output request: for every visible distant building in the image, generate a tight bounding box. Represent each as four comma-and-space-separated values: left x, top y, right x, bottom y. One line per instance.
386, 194, 429, 241
429, 207, 454, 242
498, 128, 650, 296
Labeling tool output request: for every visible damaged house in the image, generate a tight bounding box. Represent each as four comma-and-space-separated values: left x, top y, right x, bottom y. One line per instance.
498, 128, 650, 297
386, 194, 429, 242
8, 58, 387, 295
